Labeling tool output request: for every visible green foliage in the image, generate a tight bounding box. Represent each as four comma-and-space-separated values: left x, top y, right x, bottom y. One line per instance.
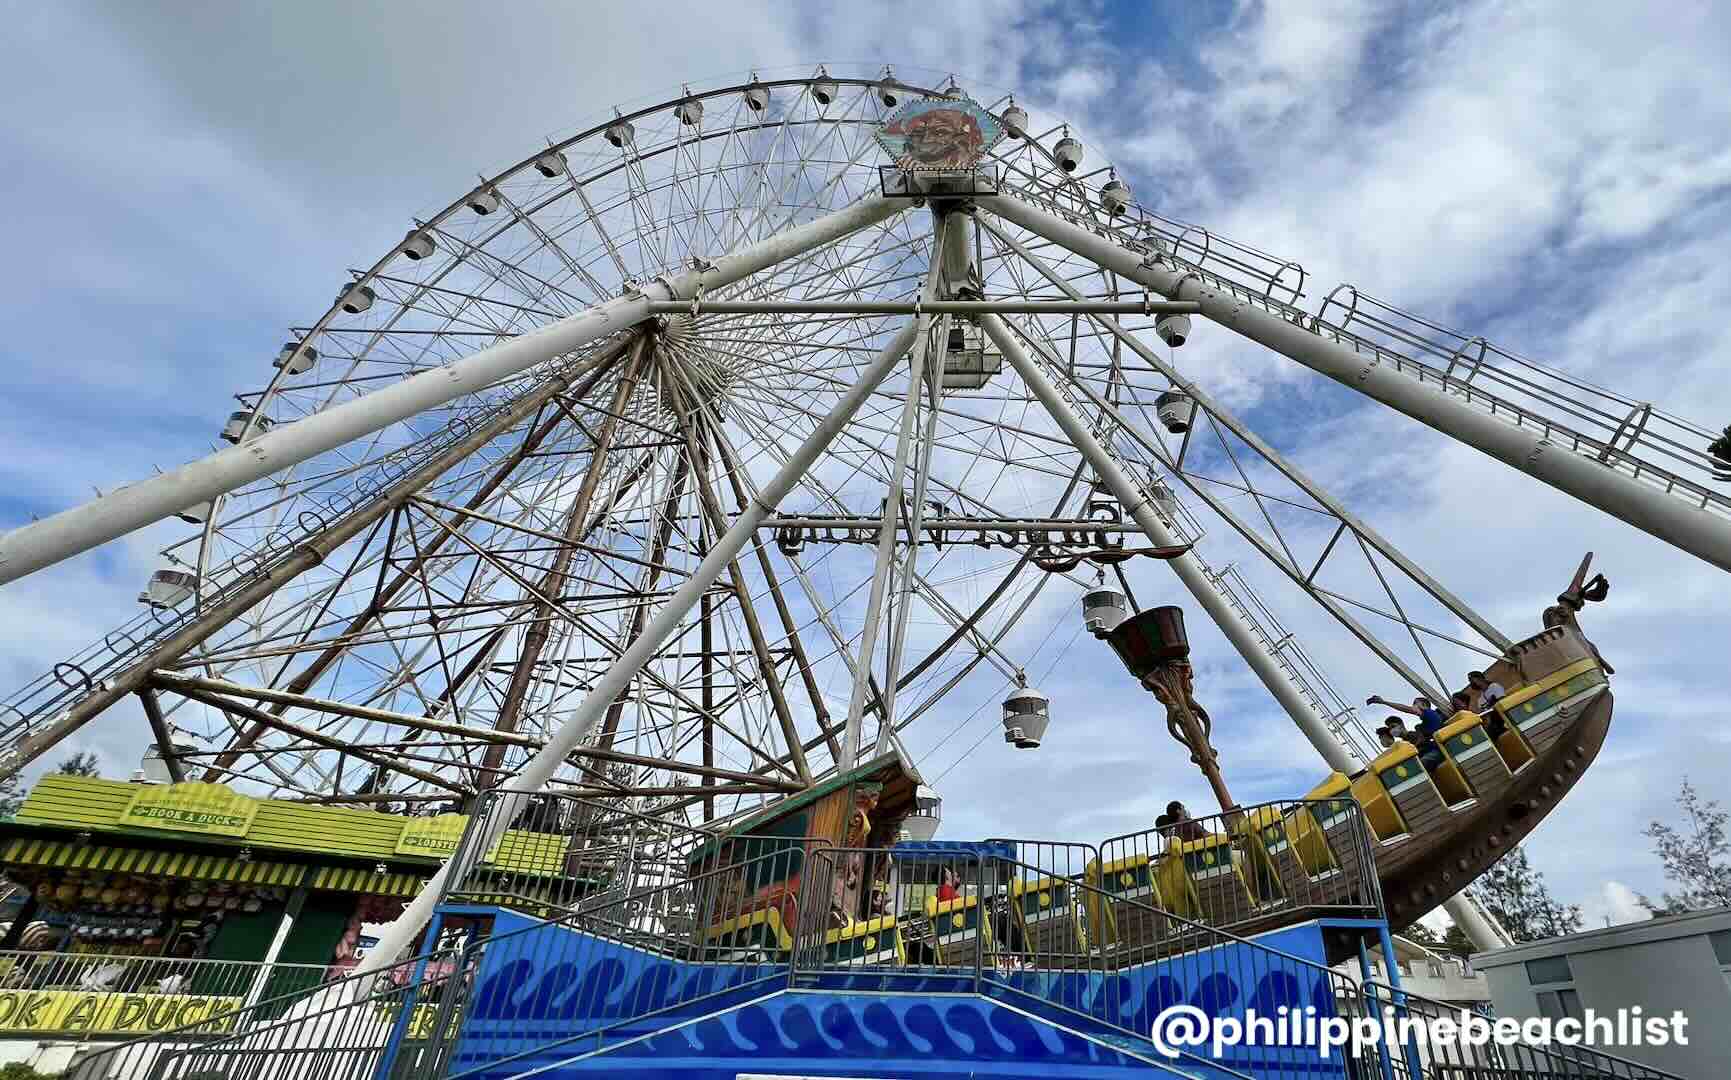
53, 752, 100, 777
0, 1061, 63, 1080
1709, 424, 1731, 463
1475, 846, 1582, 943
1641, 778, 1731, 915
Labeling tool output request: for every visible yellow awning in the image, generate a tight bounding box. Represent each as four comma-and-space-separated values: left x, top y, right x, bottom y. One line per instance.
1, 838, 304, 885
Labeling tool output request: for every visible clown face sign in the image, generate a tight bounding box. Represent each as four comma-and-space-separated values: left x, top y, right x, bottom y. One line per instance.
875, 97, 1005, 172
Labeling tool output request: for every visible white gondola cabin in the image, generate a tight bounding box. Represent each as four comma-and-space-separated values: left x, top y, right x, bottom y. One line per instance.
336, 283, 375, 314
940, 322, 1003, 390
1100, 176, 1131, 216
139, 567, 197, 610
903, 785, 942, 842
1053, 133, 1084, 172
605, 119, 635, 148
1156, 312, 1192, 348
1082, 588, 1130, 637
810, 76, 838, 106
273, 341, 316, 375
466, 187, 501, 215
220, 410, 273, 444
743, 82, 769, 112
1002, 102, 1028, 139
1155, 390, 1195, 434
175, 500, 212, 525
401, 230, 436, 261
1002, 684, 1051, 749
534, 152, 567, 178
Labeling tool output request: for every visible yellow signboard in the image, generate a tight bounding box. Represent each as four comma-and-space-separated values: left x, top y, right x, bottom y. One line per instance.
394, 814, 468, 858
0, 989, 241, 1036
118, 782, 260, 837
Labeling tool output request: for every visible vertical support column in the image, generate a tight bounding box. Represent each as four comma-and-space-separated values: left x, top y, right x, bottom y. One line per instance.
358, 319, 922, 974
841, 214, 948, 769
979, 312, 1355, 773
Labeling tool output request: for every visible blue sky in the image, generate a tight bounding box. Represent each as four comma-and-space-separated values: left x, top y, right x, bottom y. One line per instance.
2, 2, 1730, 930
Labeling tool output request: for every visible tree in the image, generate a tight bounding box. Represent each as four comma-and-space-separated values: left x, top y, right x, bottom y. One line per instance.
1440, 922, 1476, 959
0, 774, 21, 818
1710, 424, 1731, 472
1640, 779, 1731, 914
1474, 846, 1583, 942
54, 752, 100, 777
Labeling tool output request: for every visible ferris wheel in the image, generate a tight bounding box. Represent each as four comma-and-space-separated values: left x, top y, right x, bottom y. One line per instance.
1, 63, 1727, 866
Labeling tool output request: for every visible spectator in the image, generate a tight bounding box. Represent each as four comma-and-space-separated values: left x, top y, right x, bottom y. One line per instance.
1367, 694, 1448, 740
1164, 801, 1209, 843
936, 867, 961, 904
1369, 696, 1446, 772
1467, 671, 1506, 712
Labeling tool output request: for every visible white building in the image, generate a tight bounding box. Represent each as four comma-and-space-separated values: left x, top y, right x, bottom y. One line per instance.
1473, 905, 1731, 1078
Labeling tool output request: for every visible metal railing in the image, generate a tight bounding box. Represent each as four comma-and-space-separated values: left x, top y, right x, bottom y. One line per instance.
1098, 798, 1385, 935
0, 949, 325, 1001
438, 788, 720, 924
66, 947, 468, 1080
0, 371, 554, 767
1000, 178, 1730, 521
67, 834, 1683, 1080
1356, 979, 1686, 1080
68, 848, 807, 1080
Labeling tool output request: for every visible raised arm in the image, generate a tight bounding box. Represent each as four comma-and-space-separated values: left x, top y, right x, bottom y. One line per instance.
1367, 695, 1422, 718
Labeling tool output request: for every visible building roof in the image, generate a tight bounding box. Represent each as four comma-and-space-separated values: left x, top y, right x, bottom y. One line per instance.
1472, 904, 1731, 968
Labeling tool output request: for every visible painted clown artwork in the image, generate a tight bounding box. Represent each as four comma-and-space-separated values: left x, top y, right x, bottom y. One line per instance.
875, 97, 1004, 172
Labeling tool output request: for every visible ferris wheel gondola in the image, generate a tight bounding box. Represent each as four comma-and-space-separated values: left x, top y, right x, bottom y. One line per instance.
0, 66, 1725, 954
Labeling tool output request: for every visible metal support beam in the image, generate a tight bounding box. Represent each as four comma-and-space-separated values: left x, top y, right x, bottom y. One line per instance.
646, 300, 1202, 316
674, 379, 814, 785
358, 318, 921, 974
979, 312, 1358, 774
978, 216, 1511, 652
137, 688, 184, 784
982, 193, 1731, 574
152, 672, 796, 791
483, 342, 649, 786
4, 359, 620, 784
0, 196, 906, 585
841, 218, 947, 769
169, 685, 463, 795
206, 342, 633, 778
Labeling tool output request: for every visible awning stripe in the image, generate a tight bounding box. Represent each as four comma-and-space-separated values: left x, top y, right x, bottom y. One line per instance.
0, 839, 303, 885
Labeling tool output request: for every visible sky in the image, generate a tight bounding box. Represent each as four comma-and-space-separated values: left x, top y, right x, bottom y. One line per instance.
2, 1, 1729, 932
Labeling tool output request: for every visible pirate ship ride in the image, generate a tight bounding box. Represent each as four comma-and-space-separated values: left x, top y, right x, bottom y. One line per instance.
673, 555, 1613, 964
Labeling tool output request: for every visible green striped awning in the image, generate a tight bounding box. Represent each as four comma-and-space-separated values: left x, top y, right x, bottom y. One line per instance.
1, 837, 304, 885
308, 865, 427, 897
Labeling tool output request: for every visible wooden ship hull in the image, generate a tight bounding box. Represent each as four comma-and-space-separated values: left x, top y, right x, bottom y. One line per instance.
1368, 624, 1613, 930
685, 622, 1612, 960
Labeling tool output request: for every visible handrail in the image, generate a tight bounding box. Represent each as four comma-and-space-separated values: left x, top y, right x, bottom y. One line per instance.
1097, 796, 1387, 929
1358, 978, 1686, 1080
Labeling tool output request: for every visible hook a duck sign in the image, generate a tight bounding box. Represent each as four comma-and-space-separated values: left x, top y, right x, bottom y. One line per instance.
876, 97, 1004, 172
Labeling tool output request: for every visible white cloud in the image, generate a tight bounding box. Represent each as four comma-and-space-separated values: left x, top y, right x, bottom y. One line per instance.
1, 0, 1728, 926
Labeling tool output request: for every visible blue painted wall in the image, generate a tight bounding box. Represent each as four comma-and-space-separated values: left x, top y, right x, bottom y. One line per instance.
446, 911, 1356, 1080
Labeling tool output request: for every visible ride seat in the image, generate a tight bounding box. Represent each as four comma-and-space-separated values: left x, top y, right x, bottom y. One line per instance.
924, 892, 993, 967
1172, 833, 1259, 928
1296, 777, 1374, 910
1084, 853, 1169, 952
1494, 658, 1609, 757
1009, 875, 1087, 963
1237, 806, 1298, 910
822, 915, 904, 968
697, 906, 792, 963
1369, 742, 1450, 838
1436, 711, 1510, 801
